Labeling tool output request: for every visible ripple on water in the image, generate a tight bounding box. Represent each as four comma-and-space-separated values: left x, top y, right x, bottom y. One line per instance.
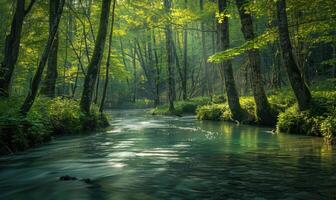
0, 109, 336, 200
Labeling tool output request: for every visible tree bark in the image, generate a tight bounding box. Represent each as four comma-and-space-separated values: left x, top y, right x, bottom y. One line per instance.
236, 0, 276, 125
276, 0, 311, 111
100, 0, 116, 113
152, 30, 161, 106
181, 0, 188, 100
164, 0, 175, 112
80, 0, 112, 114
0, 0, 36, 97
218, 0, 244, 121
40, 0, 61, 98
200, 0, 210, 96
20, 0, 65, 116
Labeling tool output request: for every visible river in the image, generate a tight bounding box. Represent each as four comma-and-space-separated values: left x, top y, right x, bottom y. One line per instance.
0, 109, 335, 200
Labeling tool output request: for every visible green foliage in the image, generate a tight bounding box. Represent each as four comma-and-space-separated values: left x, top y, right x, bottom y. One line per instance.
0, 97, 109, 155
321, 114, 336, 144
117, 99, 154, 109
151, 97, 211, 116
196, 104, 227, 121
276, 93, 336, 142
196, 97, 256, 123
47, 98, 83, 134
208, 29, 277, 63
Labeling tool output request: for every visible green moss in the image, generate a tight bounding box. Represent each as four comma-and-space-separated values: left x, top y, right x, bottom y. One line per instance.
196, 104, 227, 121
0, 97, 110, 155
276, 95, 335, 141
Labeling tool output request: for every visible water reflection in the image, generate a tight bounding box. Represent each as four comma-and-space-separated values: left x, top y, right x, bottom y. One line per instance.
0, 109, 335, 200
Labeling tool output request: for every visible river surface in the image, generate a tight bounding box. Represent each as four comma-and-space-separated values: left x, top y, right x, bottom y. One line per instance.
0, 109, 336, 200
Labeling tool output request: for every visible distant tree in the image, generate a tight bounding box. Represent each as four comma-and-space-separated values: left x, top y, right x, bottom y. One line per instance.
164, 0, 175, 112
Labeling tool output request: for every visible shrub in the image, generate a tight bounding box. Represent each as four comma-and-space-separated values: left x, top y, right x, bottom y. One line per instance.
196, 104, 227, 121
47, 98, 83, 134
151, 97, 211, 116
320, 109, 336, 144
0, 97, 110, 155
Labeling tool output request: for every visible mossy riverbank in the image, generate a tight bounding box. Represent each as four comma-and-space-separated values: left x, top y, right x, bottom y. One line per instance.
152, 79, 336, 144
0, 97, 109, 155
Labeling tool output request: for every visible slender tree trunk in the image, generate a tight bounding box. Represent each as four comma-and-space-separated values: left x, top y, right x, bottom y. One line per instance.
218, 0, 244, 121
40, 0, 60, 98
0, 0, 36, 97
164, 0, 175, 112
276, 0, 311, 111
80, 0, 112, 114
100, 0, 116, 113
236, 0, 276, 125
182, 0, 188, 100
152, 30, 161, 106
132, 45, 137, 103
20, 0, 65, 116
200, 0, 210, 96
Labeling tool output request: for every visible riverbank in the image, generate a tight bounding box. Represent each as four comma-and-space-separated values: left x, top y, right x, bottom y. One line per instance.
1, 109, 334, 199
152, 79, 336, 144
0, 97, 109, 155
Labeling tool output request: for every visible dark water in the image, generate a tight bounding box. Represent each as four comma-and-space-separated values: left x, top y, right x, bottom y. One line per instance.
1, 110, 336, 200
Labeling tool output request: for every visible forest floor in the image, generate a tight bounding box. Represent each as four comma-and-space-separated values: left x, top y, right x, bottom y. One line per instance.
152, 79, 336, 143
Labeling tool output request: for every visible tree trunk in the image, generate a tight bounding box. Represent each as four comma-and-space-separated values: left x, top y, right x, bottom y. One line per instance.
80, 0, 112, 114
276, 0, 311, 111
100, 0, 116, 113
0, 0, 36, 97
132, 45, 137, 103
152, 30, 161, 106
200, 0, 210, 96
20, 0, 65, 116
218, 0, 244, 121
236, 0, 276, 125
40, 0, 61, 98
164, 0, 175, 112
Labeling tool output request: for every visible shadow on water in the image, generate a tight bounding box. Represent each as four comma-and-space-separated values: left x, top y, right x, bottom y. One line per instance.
0, 109, 336, 200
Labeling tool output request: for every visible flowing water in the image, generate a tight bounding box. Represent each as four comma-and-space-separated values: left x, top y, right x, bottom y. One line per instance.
1, 109, 336, 200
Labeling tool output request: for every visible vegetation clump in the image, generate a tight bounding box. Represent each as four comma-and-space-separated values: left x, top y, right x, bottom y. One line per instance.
277, 92, 336, 143
0, 97, 109, 155
151, 97, 211, 116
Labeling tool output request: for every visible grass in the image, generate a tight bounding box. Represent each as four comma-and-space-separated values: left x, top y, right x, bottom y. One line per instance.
0, 97, 109, 155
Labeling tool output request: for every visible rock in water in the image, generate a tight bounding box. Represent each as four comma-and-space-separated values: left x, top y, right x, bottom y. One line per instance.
59, 175, 78, 181
82, 178, 92, 184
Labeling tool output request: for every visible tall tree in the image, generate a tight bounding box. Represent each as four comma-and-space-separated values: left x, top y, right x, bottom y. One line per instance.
164, 0, 175, 112
182, 0, 188, 100
200, 0, 210, 96
276, 0, 311, 110
40, 0, 61, 98
0, 0, 36, 97
20, 0, 65, 116
80, 0, 112, 114
100, 0, 117, 113
152, 30, 161, 106
236, 0, 276, 125
218, 0, 244, 120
